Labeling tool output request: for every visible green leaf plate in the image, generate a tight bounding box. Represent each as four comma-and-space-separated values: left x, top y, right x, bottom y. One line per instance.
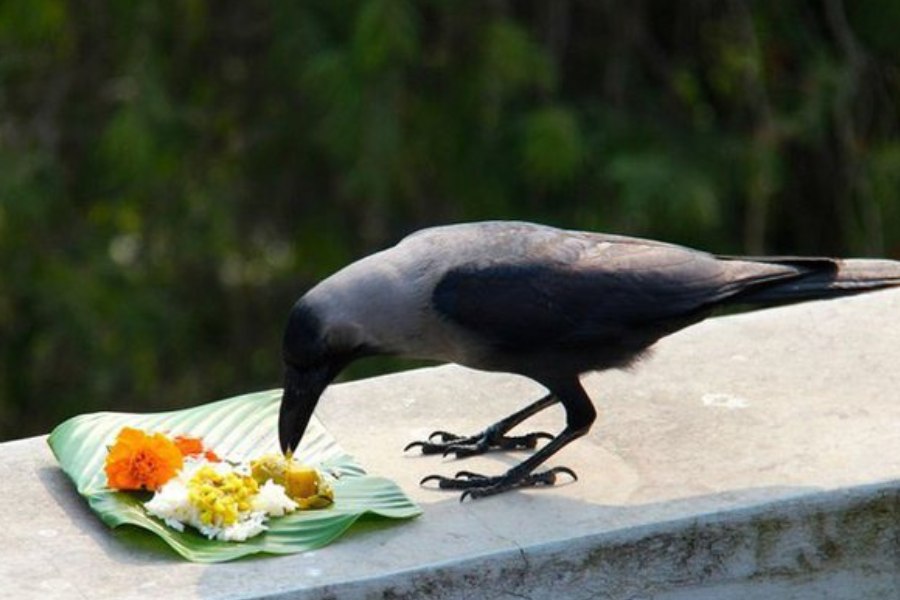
47, 389, 422, 563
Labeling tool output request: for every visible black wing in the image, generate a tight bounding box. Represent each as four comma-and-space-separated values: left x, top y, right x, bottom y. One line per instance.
432, 235, 799, 351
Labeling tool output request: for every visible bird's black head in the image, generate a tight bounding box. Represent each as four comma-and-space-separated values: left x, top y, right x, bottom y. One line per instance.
278, 300, 367, 455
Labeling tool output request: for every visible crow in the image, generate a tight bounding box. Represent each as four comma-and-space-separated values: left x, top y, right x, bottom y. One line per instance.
278, 221, 900, 500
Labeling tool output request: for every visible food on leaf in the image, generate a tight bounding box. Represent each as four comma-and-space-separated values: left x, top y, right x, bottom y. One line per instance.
251, 453, 334, 509
188, 465, 258, 527
285, 464, 319, 499
173, 435, 220, 462
146, 459, 298, 541
103, 427, 333, 542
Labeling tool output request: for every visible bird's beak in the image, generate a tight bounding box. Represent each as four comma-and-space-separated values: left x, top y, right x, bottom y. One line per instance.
278, 362, 334, 455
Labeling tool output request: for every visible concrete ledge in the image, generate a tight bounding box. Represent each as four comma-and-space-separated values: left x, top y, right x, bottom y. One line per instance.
3, 289, 900, 599
314, 483, 900, 599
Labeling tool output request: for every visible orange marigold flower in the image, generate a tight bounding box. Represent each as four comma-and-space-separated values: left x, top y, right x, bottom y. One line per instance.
104, 427, 184, 491
173, 434, 220, 462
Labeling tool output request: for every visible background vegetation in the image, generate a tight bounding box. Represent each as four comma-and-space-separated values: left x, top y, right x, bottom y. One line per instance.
2, 0, 899, 441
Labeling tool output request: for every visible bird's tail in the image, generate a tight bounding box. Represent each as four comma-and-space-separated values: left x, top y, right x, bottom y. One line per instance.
723, 256, 900, 305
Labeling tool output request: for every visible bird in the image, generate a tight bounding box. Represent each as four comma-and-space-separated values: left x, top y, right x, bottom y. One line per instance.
278, 221, 900, 500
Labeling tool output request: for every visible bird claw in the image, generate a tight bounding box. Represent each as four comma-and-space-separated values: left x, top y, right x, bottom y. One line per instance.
455, 470, 489, 480
541, 466, 578, 483
405, 429, 554, 457
419, 473, 448, 486
459, 466, 578, 500
420, 466, 578, 499
403, 439, 457, 455
428, 430, 462, 442
419, 472, 498, 489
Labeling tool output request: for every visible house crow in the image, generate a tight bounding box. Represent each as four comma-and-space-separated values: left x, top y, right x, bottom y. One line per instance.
278, 221, 900, 500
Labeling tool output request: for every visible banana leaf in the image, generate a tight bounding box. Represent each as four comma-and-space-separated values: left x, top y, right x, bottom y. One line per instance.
47, 389, 421, 563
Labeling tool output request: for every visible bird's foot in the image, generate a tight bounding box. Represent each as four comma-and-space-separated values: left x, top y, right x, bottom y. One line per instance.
404, 428, 553, 458
420, 466, 577, 500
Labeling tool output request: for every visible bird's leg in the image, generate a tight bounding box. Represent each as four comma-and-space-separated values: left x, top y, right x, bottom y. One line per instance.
404, 392, 558, 457
425, 428, 585, 499
419, 379, 597, 500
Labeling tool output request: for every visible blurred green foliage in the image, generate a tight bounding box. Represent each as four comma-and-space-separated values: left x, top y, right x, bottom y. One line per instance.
2, 1, 899, 440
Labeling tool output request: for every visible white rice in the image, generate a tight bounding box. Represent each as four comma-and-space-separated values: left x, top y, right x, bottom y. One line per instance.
144, 457, 298, 542
253, 479, 299, 516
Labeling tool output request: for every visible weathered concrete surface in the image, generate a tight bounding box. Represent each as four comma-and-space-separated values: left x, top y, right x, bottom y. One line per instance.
2, 289, 900, 599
